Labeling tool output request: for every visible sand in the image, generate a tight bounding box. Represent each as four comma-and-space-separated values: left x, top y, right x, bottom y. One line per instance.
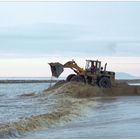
43, 80, 140, 97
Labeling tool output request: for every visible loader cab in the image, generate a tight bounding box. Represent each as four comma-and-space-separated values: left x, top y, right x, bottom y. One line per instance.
85, 60, 102, 72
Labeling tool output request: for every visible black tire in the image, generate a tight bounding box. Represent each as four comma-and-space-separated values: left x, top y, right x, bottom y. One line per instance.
98, 77, 111, 88
66, 74, 76, 82
70, 75, 86, 83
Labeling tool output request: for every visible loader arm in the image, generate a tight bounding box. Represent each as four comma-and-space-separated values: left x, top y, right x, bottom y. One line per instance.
63, 60, 85, 75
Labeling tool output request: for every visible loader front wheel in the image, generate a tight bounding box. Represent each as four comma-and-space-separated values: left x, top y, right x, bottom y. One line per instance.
70, 75, 86, 83
66, 74, 76, 82
98, 77, 111, 88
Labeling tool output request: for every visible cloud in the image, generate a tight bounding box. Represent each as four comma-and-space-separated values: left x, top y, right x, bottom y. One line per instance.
0, 23, 140, 58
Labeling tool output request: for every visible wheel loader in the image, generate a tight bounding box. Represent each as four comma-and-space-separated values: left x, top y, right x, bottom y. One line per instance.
49, 60, 115, 88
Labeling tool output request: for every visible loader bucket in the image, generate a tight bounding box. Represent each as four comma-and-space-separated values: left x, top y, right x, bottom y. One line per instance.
49, 62, 64, 78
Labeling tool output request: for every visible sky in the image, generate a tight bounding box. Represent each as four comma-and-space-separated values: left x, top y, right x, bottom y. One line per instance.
0, 1, 140, 77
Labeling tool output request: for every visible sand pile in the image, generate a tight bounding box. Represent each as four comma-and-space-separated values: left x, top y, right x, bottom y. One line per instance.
44, 80, 140, 97
43, 81, 102, 98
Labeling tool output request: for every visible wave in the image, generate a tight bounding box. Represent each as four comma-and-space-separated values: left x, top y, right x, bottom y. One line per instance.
0, 99, 96, 138
0, 82, 100, 138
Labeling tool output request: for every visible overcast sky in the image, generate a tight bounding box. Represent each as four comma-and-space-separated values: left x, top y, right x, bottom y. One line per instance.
0, 1, 140, 77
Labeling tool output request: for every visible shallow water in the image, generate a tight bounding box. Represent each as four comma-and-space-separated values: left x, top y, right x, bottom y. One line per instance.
0, 83, 50, 123
1, 83, 140, 138
24, 96, 140, 139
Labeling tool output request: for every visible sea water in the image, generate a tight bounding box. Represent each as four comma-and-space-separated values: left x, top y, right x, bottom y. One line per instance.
1, 81, 140, 138
0, 83, 50, 123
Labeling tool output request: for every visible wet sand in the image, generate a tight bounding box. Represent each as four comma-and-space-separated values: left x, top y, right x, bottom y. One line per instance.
44, 80, 140, 97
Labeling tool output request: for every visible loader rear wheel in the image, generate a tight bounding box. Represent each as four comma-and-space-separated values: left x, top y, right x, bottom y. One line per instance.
98, 77, 111, 88
70, 75, 86, 83
66, 74, 76, 82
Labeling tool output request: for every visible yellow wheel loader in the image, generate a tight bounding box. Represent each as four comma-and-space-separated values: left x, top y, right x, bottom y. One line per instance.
49, 60, 115, 88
